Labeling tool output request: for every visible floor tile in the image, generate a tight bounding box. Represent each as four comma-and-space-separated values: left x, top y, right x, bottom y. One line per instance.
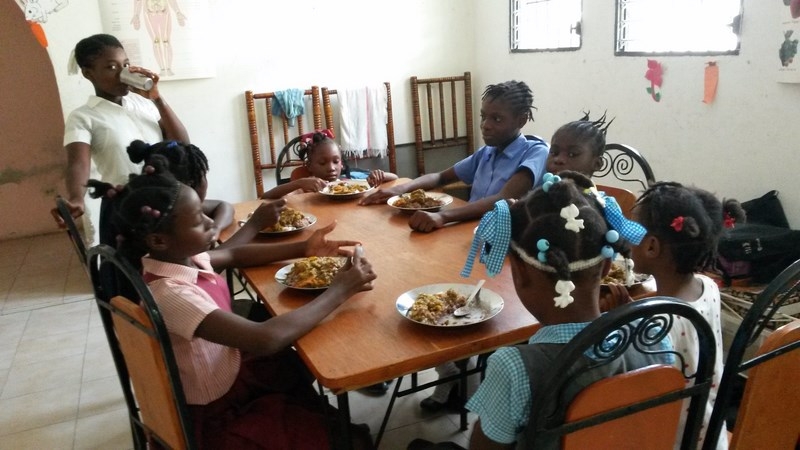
12, 329, 87, 367
73, 407, 133, 450
78, 375, 126, 419
22, 301, 92, 340
0, 384, 79, 435
0, 419, 76, 450
2, 353, 83, 399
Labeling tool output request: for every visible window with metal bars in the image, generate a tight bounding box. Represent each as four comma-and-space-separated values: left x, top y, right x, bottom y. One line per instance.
510, 0, 582, 52
615, 0, 743, 56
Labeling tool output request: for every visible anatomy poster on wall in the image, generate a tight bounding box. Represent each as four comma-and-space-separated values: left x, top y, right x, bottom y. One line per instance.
98, 0, 214, 81
778, 0, 800, 82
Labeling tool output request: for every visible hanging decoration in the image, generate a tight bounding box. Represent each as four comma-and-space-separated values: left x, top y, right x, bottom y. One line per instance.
703, 61, 718, 104
644, 59, 663, 102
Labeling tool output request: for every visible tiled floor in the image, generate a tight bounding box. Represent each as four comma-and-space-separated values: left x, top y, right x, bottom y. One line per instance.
0, 232, 476, 449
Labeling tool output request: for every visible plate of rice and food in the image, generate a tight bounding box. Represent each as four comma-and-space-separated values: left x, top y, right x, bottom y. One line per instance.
275, 256, 346, 290
259, 208, 316, 234
387, 189, 454, 213
396, 283, 504, 327
319, 180, 375, 199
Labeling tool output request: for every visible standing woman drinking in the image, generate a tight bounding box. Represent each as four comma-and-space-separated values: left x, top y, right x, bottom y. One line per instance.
54, 33, 189, 246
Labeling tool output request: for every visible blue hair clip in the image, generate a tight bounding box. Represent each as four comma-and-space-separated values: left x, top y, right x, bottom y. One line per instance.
165, 140, 178, 149
537, 239, 549, 262
542, 172, 562, 193
461, 200, 512, 278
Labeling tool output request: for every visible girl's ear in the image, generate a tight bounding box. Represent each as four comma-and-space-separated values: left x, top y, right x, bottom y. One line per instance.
80, 66, 93, 82
640, 234, 661, 258
592, 155, 604, 172
145, 232, 170, 252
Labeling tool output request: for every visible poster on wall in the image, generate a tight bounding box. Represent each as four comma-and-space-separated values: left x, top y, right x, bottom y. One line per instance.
778, 0, 800, 83
98, 0, 214, 81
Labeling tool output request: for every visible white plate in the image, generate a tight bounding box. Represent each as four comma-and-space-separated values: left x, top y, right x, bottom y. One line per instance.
274, 257, 345, 291
396, 283, 504, 327
319, 181, 375, 199
387, 192, 454, 213
259, 213, 317, 235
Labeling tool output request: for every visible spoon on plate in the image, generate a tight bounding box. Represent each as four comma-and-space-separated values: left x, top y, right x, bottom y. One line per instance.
453, 279, 485, 317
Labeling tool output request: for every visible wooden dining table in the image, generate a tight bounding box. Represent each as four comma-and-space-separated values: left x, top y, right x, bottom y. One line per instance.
220, 179, 540, 448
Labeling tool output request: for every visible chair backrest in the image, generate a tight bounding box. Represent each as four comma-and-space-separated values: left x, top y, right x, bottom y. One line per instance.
527, 297, 716, 450
596, 184, 637, 219
275, 136, 306, 186
703, 258, 800, 450
55, 196, 88, 273
320, 84, 397, 174
727, 320, 800, 449
245, 88, 322, 197
595, 143, 656, 193
87, 245, 195, 450
411, 72, 475, 176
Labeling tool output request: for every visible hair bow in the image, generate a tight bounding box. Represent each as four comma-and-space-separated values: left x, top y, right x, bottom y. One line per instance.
671, 216, 685, 232
461, 200, 511, 278
299, 129, 335, 147
592, 190, 647, 245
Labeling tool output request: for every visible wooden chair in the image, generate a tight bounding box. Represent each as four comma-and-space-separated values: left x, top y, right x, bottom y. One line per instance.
87, 245, 195, 450
54, 196, 89, 274
275, 136, 306, 186
245, 87, 322, 198
703, 258, 800, 450
596, 184, 638, 219
595, 143, 657, 194
320, 84, 397, 174
410, 72, 475, 177
528, 297, 716, 449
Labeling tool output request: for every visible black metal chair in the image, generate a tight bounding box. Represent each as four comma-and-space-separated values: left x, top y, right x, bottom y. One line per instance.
527, 297, 716, 449
55, 196, 89, 274
596, 143, 656, 193
87, 245, 195, 450
703, 258, 800, 450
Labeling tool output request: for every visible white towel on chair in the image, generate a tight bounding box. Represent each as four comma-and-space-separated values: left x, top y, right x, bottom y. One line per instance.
337, 85, 388, 159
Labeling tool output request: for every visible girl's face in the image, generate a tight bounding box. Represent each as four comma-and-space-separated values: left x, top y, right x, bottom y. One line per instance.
546, 128, 602, 177
81, 46, 131, 100
480, 98, 527, 148
158, 186, 218, 260
307, 142, 343, 181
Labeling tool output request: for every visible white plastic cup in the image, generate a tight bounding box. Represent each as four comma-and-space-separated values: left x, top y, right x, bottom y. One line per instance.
120, 67, 153, 91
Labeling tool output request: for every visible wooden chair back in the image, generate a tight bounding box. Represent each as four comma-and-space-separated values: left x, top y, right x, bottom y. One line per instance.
87, 245, 195, 450
245, 88, 322, 197
564, 365, 685, 449
528, 297, 717, 450
728, 320, 800, 449
320, 84, 397, 174
596, 143, 657, 194
704, 258, 800, 449
55, 196, 88, 274
411, 72, 475, 176
596, 184, 637, 219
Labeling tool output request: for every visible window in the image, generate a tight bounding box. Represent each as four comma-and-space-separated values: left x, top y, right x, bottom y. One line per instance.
616, 0, 742, 55
511, 0, 582, 52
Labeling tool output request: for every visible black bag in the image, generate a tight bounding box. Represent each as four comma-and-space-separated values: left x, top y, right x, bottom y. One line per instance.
717, 190, 799, 283
718, 223, 800, 283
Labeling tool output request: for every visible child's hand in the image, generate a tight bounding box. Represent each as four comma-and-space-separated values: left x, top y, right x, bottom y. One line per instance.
247, 198, 286, 230
367, 169, 386, 187
359, 186, 402, 205
305, 221, 360, 257
408, 211, 445, 233
330, 245, 376, 295
296, 177, 328, 193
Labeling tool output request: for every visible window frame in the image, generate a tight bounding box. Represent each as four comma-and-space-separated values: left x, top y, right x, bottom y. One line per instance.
614, 0, 743, 57
510, 0, 583, 54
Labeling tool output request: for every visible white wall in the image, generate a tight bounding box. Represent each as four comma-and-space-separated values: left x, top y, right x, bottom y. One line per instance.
48, 0, 475, 207
474, 0, 800, 227
45, 0, 799, 227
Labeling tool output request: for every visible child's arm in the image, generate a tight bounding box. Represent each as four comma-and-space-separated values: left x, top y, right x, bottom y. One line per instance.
366, 169, 398, 187
203, 199, 234, 230
208, 221, 359, 270
194, 249, 376, 355
261, 177, 328, 199
408, 170, 533, 232
218, 198, 286, 248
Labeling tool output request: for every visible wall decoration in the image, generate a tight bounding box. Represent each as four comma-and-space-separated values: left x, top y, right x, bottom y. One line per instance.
17, 0, 71, 48
703, 61, 718, 104
98, 0, 215, 81
645, 59, 663, 102
779, 0, 800, 82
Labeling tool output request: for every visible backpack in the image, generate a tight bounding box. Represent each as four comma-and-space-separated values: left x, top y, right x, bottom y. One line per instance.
717, 191, 800, 283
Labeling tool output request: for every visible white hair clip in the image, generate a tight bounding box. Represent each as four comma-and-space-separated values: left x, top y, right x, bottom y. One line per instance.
554, 279, 576, 308
561, 204, 584, 233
